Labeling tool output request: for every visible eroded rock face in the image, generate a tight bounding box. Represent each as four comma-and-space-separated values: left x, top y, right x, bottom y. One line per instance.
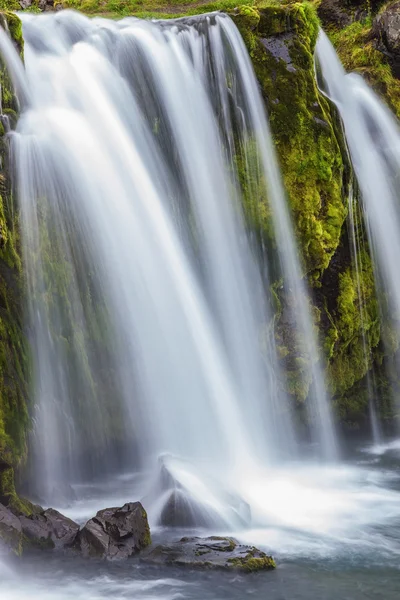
371, 2, 400, 77
79, 502, 151, 560
20, 508, 79, 550
0, 503, 22, 555
373, 3, 400, 51
142, 536, 275, 572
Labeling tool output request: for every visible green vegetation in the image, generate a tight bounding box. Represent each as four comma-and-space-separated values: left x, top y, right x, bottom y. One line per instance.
227, 546, 276, 571
0, 12, 30, 516
330, 18, 400, 117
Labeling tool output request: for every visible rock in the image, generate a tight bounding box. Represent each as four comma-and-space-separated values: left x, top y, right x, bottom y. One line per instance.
317, 0, 354, 29
0, 502, 22, 555
261, 34, 297, 73
160, 489, 209, 528
372, 2, 400, 76
143, 454, 251, 529
373, 1, 400, 54
79, 502, 151, 560
20, 508, 79, 550
142, 536, 276, 572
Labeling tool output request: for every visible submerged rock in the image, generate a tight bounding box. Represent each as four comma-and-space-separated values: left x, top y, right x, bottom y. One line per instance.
144, 454, 251, 529
79, 502, 151, 560
142, 536, 275, 572
20, 508, 79, 550
0, 503, 22, 555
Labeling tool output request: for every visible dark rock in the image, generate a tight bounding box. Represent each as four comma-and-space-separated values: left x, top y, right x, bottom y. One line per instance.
20, 508, 79, 550
0, 502, 22, 555
261, 34, 297, 73
317, 0, 354, 29
143, 454, 251, 529
160, 489, 209, 528
373, 2, 400, 53
372, 2, 400, 77
79, 502, 151, 560
142, 536, 276, 572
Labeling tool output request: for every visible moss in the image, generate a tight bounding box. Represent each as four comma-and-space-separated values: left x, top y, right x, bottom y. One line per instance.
5, 11, 24, 55
141, 507, 151, 547
329, 19, 400, 118
227, 547, 276, 571
234, 3, 346, 280
0, 13, 29, 518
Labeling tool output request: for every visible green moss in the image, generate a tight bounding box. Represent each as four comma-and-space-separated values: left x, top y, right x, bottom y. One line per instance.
5, 11, 24, 54
141, 507, 151, 547
330, 19, 400, 118
227, 547, 276, 571
0, 13, 29, 517
235, 3, 346, 280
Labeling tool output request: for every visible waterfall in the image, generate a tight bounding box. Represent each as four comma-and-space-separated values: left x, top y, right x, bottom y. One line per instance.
316, 30, 400, 439
0, 10, 336, 521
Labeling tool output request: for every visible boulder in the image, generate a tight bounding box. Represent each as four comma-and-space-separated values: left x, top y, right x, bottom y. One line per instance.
0, 502, 22, 555
79, 502, 151, 560
372, 2, 400, 76
20, 508, 79, 550
143, 454, 251, 529
142, 536, 276, 572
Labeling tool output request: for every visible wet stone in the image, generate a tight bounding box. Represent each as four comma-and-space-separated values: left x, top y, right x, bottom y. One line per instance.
142, 536, 276, 572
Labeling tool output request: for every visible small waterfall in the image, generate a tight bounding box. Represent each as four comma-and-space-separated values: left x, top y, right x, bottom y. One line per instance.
347, 183, 382, 445
0, 11, 336, 518
316, 30, 400, 439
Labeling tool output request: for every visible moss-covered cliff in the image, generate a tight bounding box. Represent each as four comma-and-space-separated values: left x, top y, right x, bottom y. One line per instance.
0, 12, 31, 515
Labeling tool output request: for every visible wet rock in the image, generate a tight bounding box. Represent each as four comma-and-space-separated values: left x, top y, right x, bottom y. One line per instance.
20, 508, 79, 550
142, 536, 276, 572
79, 502, 151, 560
144, 454, 251, 529
372, 2, 400, 77
0, 502, 22, 555
261, 34, 296, 73
160, 489, 209, 528
373, 1, 400, 54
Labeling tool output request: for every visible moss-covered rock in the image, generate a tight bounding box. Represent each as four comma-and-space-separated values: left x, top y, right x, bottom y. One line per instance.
0, 12, 30, 518
143, 536, 276, 571
233, 2, 347, 281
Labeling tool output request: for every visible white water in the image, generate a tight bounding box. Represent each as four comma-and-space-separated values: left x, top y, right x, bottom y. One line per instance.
0, 9, 337, 518
347, 184, 382, 445
3, 17, 400, 599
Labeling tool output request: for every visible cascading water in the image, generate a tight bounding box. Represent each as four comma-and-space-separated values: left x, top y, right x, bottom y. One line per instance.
347, 183, 382, 445
0, 10, 336, 525
316, 30, 400, 438
5, 13, 400, 600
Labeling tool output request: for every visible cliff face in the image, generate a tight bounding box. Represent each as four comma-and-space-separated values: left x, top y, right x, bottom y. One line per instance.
0, 12, 31, 514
